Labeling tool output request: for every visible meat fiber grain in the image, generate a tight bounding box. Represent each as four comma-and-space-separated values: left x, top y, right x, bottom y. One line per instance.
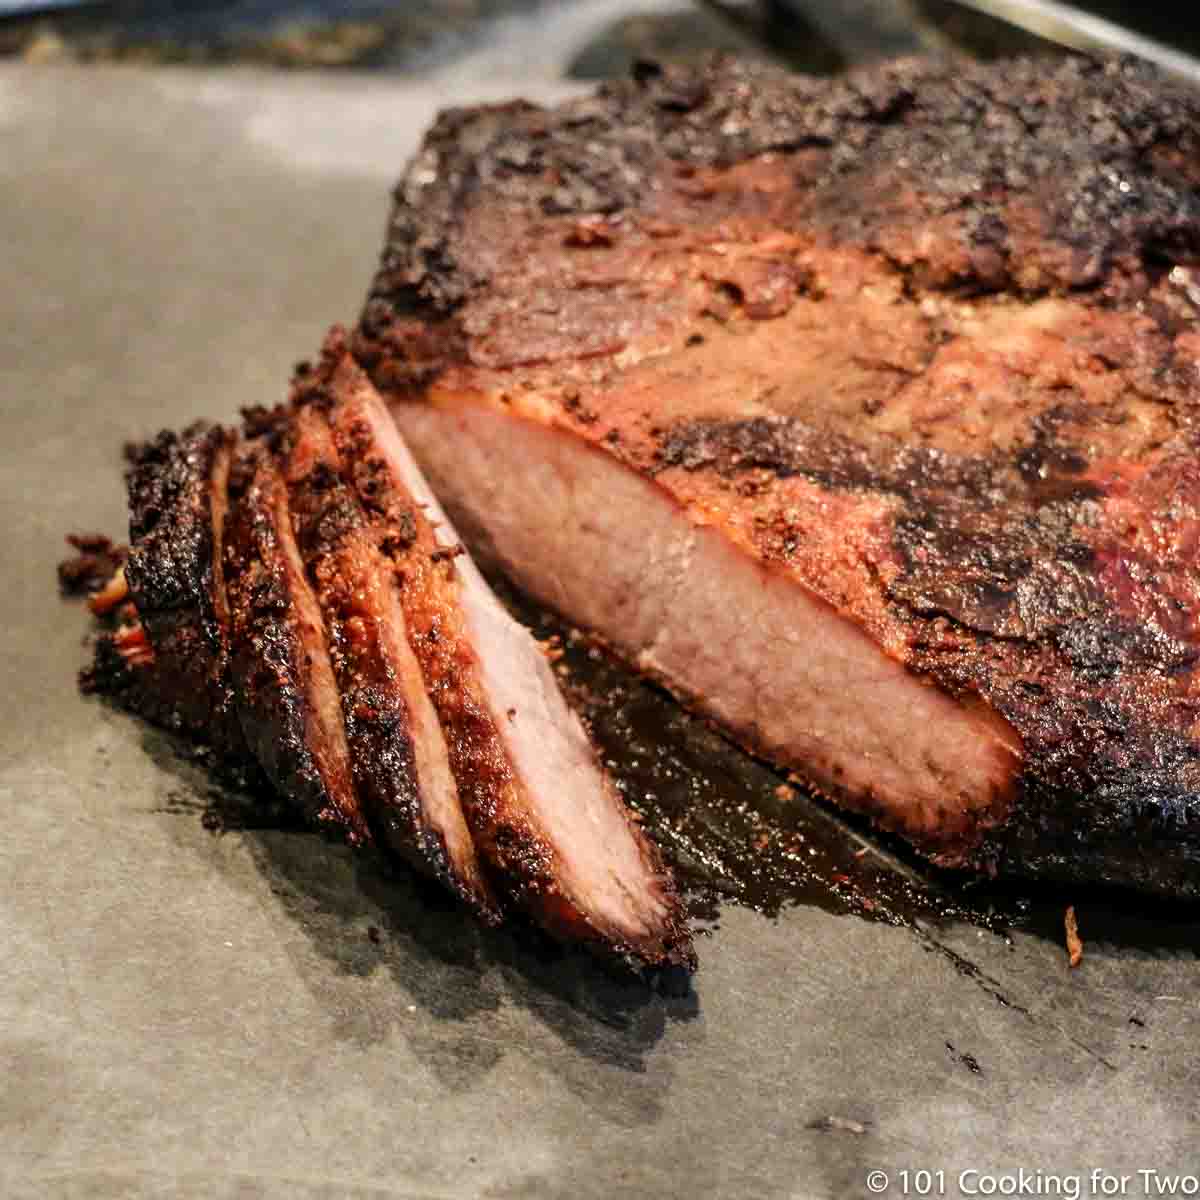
356, 53, 1200, 896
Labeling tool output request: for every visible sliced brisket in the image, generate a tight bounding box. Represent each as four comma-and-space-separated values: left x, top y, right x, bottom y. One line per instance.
282, 374, 500, 920
224, 442, 373, 844
356, 53, 1200, 895
323, 340, 691, 966
75, 343, 692, 969
105, 423, 246, 756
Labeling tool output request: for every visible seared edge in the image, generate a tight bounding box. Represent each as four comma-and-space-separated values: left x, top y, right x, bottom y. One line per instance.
281, 379, 500, 921
223, 441, 371, 844
104, 424, 245, 753
324, 332, 693, 968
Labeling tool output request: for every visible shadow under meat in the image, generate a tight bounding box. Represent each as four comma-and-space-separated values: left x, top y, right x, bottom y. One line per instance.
87, 495, 1200, 1042
133, 712, 698, 1113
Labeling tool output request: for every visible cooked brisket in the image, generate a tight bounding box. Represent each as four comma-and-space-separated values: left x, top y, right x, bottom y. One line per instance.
78, 338, 692, 970
326, 364, 687, 962
68, 51, 1200, 971
224, 442, 374, 846
115, 424, 246, 755
282, 389, 499, 919
355, 53, 1200, 896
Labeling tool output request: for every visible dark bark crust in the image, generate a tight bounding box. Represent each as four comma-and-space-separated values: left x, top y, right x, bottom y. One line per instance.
118, 425, 245, 753
222, 447, 370, 841
284, 365, 501, 920
363, 52, 1200, 332
357, 53, 1200, 896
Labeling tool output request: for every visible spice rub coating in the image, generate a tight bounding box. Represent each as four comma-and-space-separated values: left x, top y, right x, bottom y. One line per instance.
359, 53, 1200, 894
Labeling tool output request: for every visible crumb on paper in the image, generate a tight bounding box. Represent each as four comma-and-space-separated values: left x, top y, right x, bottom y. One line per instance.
1065, 905, 1083, 968
807, 1115, 869, 1135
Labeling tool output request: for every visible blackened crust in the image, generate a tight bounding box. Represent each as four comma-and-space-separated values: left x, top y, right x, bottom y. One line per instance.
362, 52, 1200, 337
125, 424, 225, 632
117, 424, 245, 751
222, 446, 371, 844
356, 54, 1200, 897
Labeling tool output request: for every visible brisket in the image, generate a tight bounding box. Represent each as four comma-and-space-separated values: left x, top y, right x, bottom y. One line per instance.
78, 339, 692, 970
281, 391, 499, 918
115, 423, 246, 756
355, 53, 1200, 895
322, 344, 689, 964
224, 440, 373, 845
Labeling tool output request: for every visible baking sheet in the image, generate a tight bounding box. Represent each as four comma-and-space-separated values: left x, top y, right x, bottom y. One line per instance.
3, 63, 1200, 1200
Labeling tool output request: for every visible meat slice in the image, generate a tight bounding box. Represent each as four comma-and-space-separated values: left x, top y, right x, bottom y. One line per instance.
72, 346, 692, 968
223, 442, 372, 845
280, 384, 499, 921
393, 396, 1022, 860
111, 423, 245, 754
322, 337, 692, 967
355, 54, 1200, 896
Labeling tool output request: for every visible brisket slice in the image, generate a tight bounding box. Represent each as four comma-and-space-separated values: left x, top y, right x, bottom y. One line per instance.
320, 337, 691, 966
355, 53, 1200, 896
224, 440, 373, 845
281, 378, 500, 920
105, 423, 246, 757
